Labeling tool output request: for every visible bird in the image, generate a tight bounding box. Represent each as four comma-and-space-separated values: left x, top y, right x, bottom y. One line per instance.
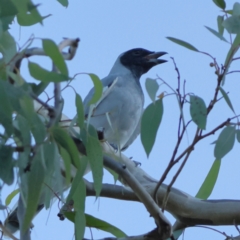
83, 48, 167, 150
4, 48, 167, 235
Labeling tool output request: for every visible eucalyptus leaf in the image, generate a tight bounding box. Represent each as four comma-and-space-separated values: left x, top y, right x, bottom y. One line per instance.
60, 147, 72, 185
166, 37, 199, 52
75, 209, 85, 240
0, 31, 16, 63
22, 149, 45, 232
28, 61, 69, 82
141, 99, 163, 157
214, 126, 235, 159
14, 115, 31, 146
145, 78, 159, 102
195, 159, 221, 199
0, 0, 18, 31
212, 0, 226, 9
16, 4, 49, 26
51, 126, 81, 169
75, 93, 85, 129
86, 133, 103, 197
42, 39, 68, 75
219, 87, 235, 113
236, 129, 240, 143
222, 16, 240, 34
86, 214, 127, 237
0, 81, 13, 136
19, 95, 46, 144
190, 95, 207, 130
224, 33, 240, 66
217, 16, 224, 35
5, 189, 19, 206
205, 26, 227, 42
57, 0, 68, 7
64, 212, 127, 238
0, 145, 14, 185
73, 179, 86, 240
66, 156, 88, 203
30, 82, 49, 96
233, 2, 240, 16
87, 73, 103, 105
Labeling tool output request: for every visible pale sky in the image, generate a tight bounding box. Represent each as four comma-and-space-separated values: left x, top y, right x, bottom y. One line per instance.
2, 0, 240, 239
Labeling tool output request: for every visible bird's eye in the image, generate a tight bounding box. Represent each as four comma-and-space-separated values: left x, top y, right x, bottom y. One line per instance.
133, 51, 141, 56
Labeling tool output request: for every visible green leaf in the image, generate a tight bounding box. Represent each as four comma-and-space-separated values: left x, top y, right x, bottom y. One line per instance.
223, 3, 240, 34
12, 0, 38, 13
222, 16, 240, 34
19, 95, 46, 144
226, 10, 233, 15
205, 26, 228, 42
0, 145, 14, 185
212, 0, 226, 9
0, 81, 13, 136
5, 189, 19, 206
75, 93, 85, 129
75, 209, 85, 240
166, 37, 199, 52
73, 179, 86, 240
87, 73, 103, 105
57, 0, 68, 7
43, 142, 63, 209
236, 129, 240, 143
59, 147, 72, 185
51, 126, 81, 169
145, 78, 159, 102
217, 16, 224, 35
86, 214, 127, 237
30, 82, 49, 96
66, 156, 88, 203
214, 126, 235, 159
0, 31, 16, 63
224, 33, 240, 71
141, 99, 163, 157
16, 4, 49, 26
28, 61, 69, 82
86, 133, 103, 197
14, 115, 31, 146
0, 0, 18, 31
190, 95, 207, 130
23, 149, 45, 232
233, 2, 240, 16
64, 213, 127, 238
42, 39, 68, 76
223, 34, 240, 85
0, 81, 25, 113
195, 159, 221, 199
219, 87, 235, 113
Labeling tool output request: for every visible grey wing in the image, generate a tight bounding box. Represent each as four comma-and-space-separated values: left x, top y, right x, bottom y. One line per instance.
121, 111, 142, 150
83, 74, 118, 115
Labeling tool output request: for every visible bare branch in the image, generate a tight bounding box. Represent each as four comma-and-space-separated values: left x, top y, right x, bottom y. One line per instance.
103, 155, 172, 239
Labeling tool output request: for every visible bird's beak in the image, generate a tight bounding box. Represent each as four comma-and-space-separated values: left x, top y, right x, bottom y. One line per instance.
145, 51, 167, 64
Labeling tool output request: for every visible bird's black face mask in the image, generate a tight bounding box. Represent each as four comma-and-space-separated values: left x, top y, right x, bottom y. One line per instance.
120, 48, 167, 79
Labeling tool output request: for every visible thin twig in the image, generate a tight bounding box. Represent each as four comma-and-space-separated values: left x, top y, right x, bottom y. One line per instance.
226, 70, 240, 75
232, 56, 240, 61
193, 225, 231, 238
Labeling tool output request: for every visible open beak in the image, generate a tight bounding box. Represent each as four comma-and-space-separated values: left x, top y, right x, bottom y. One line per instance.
145, 51, 168, 64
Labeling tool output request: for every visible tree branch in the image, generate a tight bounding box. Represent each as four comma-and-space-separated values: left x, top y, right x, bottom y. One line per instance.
102, 155, 172, 239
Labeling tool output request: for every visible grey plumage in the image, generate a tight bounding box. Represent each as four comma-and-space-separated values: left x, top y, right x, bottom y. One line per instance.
84, 48, 167, 150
